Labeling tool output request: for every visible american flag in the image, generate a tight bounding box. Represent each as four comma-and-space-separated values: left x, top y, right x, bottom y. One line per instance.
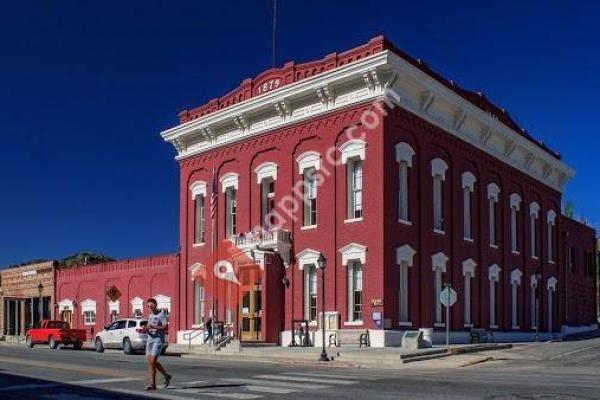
210, 166, 218, 220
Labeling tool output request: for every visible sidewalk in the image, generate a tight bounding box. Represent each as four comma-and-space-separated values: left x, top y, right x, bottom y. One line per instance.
167, 342, 513, 368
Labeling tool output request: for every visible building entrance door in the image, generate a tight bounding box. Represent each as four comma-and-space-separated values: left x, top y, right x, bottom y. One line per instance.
239, 267, 263, 342
61, 310, 73, 327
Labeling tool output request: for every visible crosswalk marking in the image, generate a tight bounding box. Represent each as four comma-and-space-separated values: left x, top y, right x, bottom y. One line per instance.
254, 374, 358, 385
179, 380, 208, 386
174, 389, 262, 399
68, 377, 141, 385
220, 378, 328, 390
282, 372, 380, 380
244, 385, 298, 394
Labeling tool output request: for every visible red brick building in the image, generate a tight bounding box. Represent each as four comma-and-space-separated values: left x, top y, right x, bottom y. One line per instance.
161, 36, 597, 346
55, 254, 178, 339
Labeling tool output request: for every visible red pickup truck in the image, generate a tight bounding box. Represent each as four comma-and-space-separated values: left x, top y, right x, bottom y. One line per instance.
25, 320, 87, 350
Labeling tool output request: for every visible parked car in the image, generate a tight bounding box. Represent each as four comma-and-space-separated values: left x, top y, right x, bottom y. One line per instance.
25, 320, 87, 350
94, 318, 168, 355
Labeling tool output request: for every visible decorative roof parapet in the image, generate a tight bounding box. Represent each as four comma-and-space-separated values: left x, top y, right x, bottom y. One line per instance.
162, 37, 574, 192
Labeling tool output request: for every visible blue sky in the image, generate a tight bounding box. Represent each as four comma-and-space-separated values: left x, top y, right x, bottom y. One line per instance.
1, 1, 598, 266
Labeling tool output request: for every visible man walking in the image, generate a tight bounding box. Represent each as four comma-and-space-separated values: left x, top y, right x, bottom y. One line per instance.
144, 298, 172, 390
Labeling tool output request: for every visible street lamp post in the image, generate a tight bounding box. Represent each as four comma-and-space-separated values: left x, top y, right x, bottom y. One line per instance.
37, 283, 44, 323
534, 271, 542, 342
317, 253, 328, 362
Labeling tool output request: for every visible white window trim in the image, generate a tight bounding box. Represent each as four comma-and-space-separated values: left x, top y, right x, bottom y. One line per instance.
220, 172, 239, 193
462, 259, 476, 326
131, 297, 144, 313
189, 181, 207, 200
395, 142, 416, 167
339, 243, 367, 266
547, 210, 557, 262
510, 269, 523, 329
154, 294, 171, 312
340, 139, 366, 164
296, 248, 321, 270
432, 252, 448, 325
489, 264, 501, 328
254, 162, 278, 183
462, 172, 476, 240
510, 193, 522, 253
346, 260, 364, 323
397, 245, 416, 325
58, 299, 74, 312
296, 151, 321, 174
80, 299, 97, 314
530, 274, 538, 329
530, 202, 540, 258
431, 158, 449, 179
108, 300, 120, 313
396, 143, 415, 224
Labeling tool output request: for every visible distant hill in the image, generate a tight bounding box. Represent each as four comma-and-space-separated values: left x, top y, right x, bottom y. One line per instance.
1, 252, 115, 271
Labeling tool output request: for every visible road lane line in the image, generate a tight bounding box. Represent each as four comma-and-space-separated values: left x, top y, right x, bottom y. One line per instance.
107, 388, 206, 400
549, 345, 600, 360
220, 378, 327, 389
253, 374, 358, 385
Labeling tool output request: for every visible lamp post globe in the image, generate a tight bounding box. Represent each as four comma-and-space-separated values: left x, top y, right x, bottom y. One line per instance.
316, 253, 329, 362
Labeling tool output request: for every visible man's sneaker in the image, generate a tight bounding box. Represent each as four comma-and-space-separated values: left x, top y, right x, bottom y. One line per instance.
163, 374, 172, 389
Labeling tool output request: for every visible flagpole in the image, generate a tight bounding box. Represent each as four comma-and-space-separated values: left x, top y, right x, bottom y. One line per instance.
211, 167, 217, 347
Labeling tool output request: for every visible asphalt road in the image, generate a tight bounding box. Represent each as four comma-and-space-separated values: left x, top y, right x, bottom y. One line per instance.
0, 339, 599, 400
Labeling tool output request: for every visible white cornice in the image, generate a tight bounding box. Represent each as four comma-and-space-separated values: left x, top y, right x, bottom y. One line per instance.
161, 50, 574, 192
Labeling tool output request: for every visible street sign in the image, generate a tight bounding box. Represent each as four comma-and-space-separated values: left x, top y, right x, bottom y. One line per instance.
440, 286, 457, 308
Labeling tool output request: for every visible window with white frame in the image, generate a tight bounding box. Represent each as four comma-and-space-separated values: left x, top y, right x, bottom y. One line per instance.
395, 143, 415, 223
255, 162, 278, 227
547, 210, 557, 262
462, 259, 476, 326
296, 152, 321, 227
432, 252, 449, 325
530, 202, 540, 258
530, 275, 538, 329
462, 172, 476, 240
84, 311, 96, 325
220, 173, 239, 238
510, 194, 522, 253
340, 140, 366, 221
488, 264, 501, 328
225, 187, 237, 237
510, 269, 522, 329
346, 159, 363, 219
547, 277, 557, 331
190, 181, 207, 245
487, 183, 500, 247
339, 243, 367, 324
81, 299, 97, 326
347, 260, 363, 322
397, 244, 416, 325
131, 297, 143, 319
305, 265, 318, 322
303, 167, 318, 226
431, 159, 449, 233
194, 280, 205, 325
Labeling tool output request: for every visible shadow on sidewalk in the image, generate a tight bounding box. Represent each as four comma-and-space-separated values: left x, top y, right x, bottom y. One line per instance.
0, 372, 149, 400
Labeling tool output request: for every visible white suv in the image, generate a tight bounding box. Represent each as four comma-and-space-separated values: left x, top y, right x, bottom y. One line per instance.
94, 318, 168, 355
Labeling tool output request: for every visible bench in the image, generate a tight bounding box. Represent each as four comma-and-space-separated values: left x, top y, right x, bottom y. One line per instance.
328, 330, 370, 348
470, 328, 494, 344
